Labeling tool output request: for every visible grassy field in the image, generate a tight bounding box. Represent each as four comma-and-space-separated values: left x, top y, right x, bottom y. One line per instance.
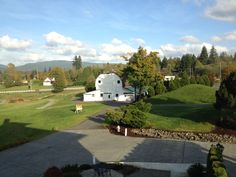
0, 91, 110, 150
148, 84, 216, 104
146, 84, 219, 132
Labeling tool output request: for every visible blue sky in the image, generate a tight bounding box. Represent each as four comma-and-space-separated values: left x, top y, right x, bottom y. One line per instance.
0, 0, 236, 65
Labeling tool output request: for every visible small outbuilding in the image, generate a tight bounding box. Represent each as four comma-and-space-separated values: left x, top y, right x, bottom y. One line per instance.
164, 75, 175, 81
43, 77, 55, 86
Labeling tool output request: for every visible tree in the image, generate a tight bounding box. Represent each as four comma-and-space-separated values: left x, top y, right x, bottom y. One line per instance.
208, 46, 218, 64
85, 74, 96, 92
180, 54, 196, 76
3, 63, 21, 88
123, 47, 160, 100
50, 67, 67, 92
215, 72, 236, 128
198, 46, 208, 65
72, 55, 82, 70
161, 56, 168, 69
154, 81, 166, 95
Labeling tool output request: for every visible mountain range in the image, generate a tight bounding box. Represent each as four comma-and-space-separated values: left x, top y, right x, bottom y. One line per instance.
0, 60, 104, 72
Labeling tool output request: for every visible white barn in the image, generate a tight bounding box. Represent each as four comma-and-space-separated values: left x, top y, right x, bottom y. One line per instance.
43, 77, 55, 86
83, 73, 134, 102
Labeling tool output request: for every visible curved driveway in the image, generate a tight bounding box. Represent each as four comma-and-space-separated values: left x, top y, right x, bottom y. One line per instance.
0, 116, 235, 177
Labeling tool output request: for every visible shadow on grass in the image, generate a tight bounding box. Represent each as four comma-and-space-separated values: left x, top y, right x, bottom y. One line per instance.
0, 118, 56, 151
148, 97, 186, 105
150, 104, 220, 124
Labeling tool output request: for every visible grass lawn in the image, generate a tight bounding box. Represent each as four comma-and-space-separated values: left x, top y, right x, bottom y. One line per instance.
0, 91, 110, 150
148, 84, 216, 104
146, 104, 219, 132
146, 84, 219, 132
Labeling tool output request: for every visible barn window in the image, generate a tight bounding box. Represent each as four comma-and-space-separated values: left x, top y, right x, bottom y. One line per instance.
92, 94, 95, 97
100, 93, 103, 97
117, 80, 120, 84
116, 94, 119, 97
98, 80, 101, 84
108, 95, 110, 99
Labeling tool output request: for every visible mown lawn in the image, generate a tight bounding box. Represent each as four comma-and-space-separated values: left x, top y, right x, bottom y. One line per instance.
0, 91, 110, 150
146, 84, 219, 132
148, 84, 216, 104
146, 104, 219, 132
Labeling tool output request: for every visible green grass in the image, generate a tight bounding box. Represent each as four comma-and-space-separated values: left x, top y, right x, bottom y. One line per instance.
0, 84, 84, 91
146, 84, 218, 132
146, 104, 219, 132
149, 84, 216, 104
0, 91, 110, 150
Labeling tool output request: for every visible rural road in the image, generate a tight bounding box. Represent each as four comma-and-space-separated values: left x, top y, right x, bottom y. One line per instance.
0, 114, 235, 177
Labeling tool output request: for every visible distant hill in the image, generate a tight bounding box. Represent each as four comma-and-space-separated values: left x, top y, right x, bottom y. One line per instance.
0, 64, 6, 71
15, 60, 104, 71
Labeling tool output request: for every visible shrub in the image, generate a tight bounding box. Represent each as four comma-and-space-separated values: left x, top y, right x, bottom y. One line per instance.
207, 144, 227, 177
105, 100, 148, 128
120, 108, 147, 128
132, 99, 152, 113
154, 81, 166, 95
85, 82, 95, 92
147, 86, 155, 97
43, 166, 63, 177
187, 163, 206, 177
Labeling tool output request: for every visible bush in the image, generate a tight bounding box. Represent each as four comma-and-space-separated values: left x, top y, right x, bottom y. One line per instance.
187, 163, 206, 177
147, 86, 155, 97
154, 81, 166, 95
43, 166, 63, 177
105, 100, 149, 128
85, 82, 95, 92
132, 99, 152, 113
207, 144, 227, 177
121, 108, 147, 128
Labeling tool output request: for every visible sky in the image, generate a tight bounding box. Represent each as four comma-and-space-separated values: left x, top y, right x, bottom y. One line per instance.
0, 0, 236, 65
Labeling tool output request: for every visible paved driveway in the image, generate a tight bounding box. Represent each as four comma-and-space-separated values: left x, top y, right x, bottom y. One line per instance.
0, 117, 235, 177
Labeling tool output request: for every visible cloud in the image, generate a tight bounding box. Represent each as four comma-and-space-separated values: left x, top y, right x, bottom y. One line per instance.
19, 53, 44, 62
180, 35, 200, 44
44, 32, 96, 57
44, 32, 82, 47
212, 31, 236, 42
205, 0, 236, 22
159, 43, 228, 57
0, 35, 32, 51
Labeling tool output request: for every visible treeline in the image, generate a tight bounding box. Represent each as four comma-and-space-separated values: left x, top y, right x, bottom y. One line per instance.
0, 45, 236, 91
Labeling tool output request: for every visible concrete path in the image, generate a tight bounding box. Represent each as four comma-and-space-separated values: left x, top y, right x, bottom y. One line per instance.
0, 117, 235, 177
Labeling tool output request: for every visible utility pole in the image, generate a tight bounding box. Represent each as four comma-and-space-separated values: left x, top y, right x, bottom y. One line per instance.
219, 62, 222, 82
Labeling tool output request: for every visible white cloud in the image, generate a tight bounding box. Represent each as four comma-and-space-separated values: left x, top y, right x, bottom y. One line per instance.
111, 38, 123, 45
19, 53, 44, 62
205, 0, 236, 22
180, 35, 200, 44
44, 32, 82, 46
44, 32, 96, 57
212, 31, 236, 42
159, 43, 228, 57
0, 35, 32, 51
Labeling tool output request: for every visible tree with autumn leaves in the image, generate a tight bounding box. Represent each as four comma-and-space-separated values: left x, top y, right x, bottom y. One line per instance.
123, 47, 162, 100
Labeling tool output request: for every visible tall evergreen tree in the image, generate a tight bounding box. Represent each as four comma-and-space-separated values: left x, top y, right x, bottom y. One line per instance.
208, 46, 218, 64
72, 55, 82, 70
198, 46, 208, 64
161, 57, 168, 69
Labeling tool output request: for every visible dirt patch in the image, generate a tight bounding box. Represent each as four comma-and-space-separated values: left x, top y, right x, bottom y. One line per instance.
108, 125, 236, 144
8, 98, 24, 103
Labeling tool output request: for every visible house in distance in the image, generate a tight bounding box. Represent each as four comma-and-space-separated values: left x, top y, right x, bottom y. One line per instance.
83, 73, 135, 102
43, 77, 55, 86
